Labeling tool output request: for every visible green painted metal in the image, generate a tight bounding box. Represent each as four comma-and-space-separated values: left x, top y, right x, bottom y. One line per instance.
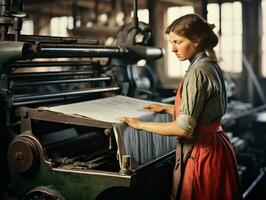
0, 41, 30, 72
10, 161, 131, 199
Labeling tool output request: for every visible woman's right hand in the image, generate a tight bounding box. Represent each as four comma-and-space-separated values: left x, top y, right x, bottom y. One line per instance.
144, 104, 168, 113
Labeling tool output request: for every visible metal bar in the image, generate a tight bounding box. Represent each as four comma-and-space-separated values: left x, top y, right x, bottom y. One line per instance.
32, 46, 129, 58
40, 44, 109, 48
201, 0, 208, 20
243, 169, 265, 199
13, 97, 73, 106
18, 107, 113, 129
10, 60, 98, 68
133, 150, 175, 173
13, 94, 90, 106
13, 86, 120, 102
0, 41, 32, 66
19, 34, 98, 45
12, 77, 111, 87
9, 71, 94, 79
133, 0, 139, 28
222, 104, 266, 124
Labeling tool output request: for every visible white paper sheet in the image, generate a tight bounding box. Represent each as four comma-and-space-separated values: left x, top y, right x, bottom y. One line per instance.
48, 95, 164, 123
47, 95, 176, 169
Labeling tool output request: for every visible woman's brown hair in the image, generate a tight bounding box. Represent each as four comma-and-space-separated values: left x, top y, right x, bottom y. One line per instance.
166, 14, 218, 62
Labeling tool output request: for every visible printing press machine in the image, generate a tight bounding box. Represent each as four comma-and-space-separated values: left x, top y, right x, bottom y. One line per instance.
0, 1, 179, 199
0, 32, 175, 200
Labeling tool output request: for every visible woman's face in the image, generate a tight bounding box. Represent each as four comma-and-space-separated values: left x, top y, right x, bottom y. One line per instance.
168, 31, 199, 61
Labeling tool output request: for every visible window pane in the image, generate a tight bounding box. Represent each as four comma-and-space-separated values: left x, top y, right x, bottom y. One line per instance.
262, 51, 266, 76
220, 2, 242, 73
220, 52, 232, 72
221, 21, 233, 35
50, 16, 73, 37
131, 9, 149, 24
221, 35, 233, 50
263, 0, 266, 33
21, 20, 33, 35
232, 2, 242, 21
167, 6, 194, 25
231, 35, 242, 51
233, 53, 242, 73
207, 4, 219, 34
222, 3, 233, 20
262, 29, 266, 76
262, 0, 266, 76
138, 9, 149, 24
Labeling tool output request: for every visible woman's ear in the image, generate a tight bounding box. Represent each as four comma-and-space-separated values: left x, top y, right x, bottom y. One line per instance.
193, 41, 199, 47
192, 38, 201, 48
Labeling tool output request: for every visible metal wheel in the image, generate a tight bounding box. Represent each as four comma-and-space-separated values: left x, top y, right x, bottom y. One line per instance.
7, 134, 41, 175
24, 186, 65, 200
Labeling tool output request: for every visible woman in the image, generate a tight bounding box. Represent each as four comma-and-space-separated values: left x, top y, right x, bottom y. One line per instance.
119, 14, 242, 200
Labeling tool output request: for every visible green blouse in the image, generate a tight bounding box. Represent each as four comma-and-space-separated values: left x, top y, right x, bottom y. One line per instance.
176, 52, 227, 133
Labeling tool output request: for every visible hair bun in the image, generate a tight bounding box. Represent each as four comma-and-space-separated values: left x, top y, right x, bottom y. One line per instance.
208, 23, 215, 30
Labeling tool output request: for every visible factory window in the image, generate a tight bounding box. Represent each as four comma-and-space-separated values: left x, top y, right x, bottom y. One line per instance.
138, 9, 149, 24
208, 2, 242, 73
131, 9, 149, 24
166, 6, 194, 78
21, 20, 34, 35
262, 0, 266, 77
207, 4, 220, 37
50, 16, 74, 37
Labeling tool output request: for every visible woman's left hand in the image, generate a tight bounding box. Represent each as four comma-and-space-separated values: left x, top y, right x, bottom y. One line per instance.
118, 117, 142, 130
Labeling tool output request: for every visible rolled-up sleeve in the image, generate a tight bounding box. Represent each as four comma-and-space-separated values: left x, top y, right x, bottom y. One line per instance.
176, 113, 196, 133
176, 67, 212, 133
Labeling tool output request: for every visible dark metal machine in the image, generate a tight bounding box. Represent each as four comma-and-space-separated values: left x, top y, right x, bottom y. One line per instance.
0, 0, 176, 199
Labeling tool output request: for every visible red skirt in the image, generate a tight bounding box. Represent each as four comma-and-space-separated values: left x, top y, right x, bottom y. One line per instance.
180, 123, 242, 200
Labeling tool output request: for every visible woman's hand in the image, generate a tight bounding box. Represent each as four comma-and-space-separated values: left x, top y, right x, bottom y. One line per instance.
144, 104, 168, 113
144, 103, 173, 114
118, 117, 142, 130
118, 117, 191, 137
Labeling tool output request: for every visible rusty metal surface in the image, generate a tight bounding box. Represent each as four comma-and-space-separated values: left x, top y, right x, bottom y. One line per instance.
17, 106, 113, 129
7, 134, 41, 174
13, 87, 120, 104
8, 138, 34, 173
